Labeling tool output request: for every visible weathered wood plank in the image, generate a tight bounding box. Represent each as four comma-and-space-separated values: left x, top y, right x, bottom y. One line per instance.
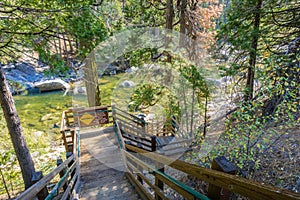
125, 172, 154, 200
61, 167, 80, 200
125, 144, 300, 200
127, 162, 169, 200
16, 155, 75, 200
79, 126, 140, 200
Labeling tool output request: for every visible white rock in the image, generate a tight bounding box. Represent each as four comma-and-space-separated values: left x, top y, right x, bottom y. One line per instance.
125, 67, 138, 73
32, 152, 40, 157
145, 113, 155, 121
121, 80, 135, 88
34, 79, 70, 92
41, 114, 53, 121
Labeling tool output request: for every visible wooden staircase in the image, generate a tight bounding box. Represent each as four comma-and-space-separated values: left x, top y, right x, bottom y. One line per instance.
79, 127, 140, 200
15, 106, 300, 200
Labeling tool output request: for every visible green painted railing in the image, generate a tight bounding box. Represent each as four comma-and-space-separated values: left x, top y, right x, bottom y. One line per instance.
45, 161, 77, 200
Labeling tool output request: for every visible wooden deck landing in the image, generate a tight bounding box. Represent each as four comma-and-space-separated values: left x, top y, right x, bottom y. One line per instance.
79, 126, 140, 200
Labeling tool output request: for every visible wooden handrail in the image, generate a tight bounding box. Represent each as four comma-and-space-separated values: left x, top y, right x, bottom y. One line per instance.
60, 166, 80, 200
125, 144, 300, 200
18, 106, 299, 200
116, 117, 149, 136
16, 155, 75, 200
60, 110, 66, 132
124, 150, 210, 200
73, 105, 112, 113
45, 160, 77, 200
157, 138, 193, 148
17, 108, 83, 200
113, 107, 299, 200
113, 106, 145, 122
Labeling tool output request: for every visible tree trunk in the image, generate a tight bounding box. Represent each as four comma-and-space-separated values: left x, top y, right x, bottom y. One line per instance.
179, 0, 187, 47
190, 89, 195, 134
0, 68, 35, 189
245, 0, 262, 101
166, 0, 174, 31
165, 0, 174, 62
203, 94, 208, 137
84, 52, 101, 107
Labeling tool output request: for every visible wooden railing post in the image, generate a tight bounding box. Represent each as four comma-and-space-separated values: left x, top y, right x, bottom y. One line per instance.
207, 156, 237, 200
151, 136, 157, 152
155, 162, 164, 200
71, 129, 75, 153
31, 171, 48, 200
66, 151, 76, 179
57, 158, 67, 190
137, 155, 144, 185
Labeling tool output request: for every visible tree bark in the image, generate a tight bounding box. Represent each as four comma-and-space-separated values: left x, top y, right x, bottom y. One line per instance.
165, 0, 174, 62
84, 52, 101, 107
166, 0, 174, 31
179, 0, 187, 47
245, 0, 262, 101
0, 68, 35, 189
203, 94, 208, 137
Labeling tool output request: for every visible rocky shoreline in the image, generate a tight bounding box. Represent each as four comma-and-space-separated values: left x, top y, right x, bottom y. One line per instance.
2, 62, 80, 95
2, 60, 132, 95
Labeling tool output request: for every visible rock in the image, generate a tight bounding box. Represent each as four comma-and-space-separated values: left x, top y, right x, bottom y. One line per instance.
145, 113, 155, 121
121, 80, 135, 88
41, 114, 53, 121
5, 63, 43, 86
72, 86, 87, 95
31, 152, 40, 157
78, 86, 87, 94
34, 79, 70, 92
27, 87, 40, 94
207, 78, 221, 87
125, 67, 138, 73
294, 179, 300, 193
33, 131, 43, 137
104, 65, 118, 75
3, 61, 82, 95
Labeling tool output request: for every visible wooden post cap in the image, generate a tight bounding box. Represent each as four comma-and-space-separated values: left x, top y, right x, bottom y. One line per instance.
212, 156, 237, 174
66, 152, 73, 158
31, 171, 43, 183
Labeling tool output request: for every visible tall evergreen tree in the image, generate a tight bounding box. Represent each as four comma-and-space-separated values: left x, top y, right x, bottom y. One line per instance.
217, 0, 263, 100
0, 0, 107, 188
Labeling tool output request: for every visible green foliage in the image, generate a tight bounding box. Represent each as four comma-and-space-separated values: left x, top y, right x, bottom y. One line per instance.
0, 91, 71, 196
124, 48, 159, 67
0, 0, 108, 74
65, 7, 108, 59
38, 52, 69, 76
128, 83, 164, 112
98, 1, 125, 32
127, 78, 182, 123
189, 1, 300, 187
123, 0, 165, 27
180, 65, 209, 96
196, 54, 299, 177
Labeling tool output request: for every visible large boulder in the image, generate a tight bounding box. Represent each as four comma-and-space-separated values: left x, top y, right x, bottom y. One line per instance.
3, 61, 82, 95
34, 79, 70, 92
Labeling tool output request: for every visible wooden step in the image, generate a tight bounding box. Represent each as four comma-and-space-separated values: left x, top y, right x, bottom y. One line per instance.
80, 126, 140, 200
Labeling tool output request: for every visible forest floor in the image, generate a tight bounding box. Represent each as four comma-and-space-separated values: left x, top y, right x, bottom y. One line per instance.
180, 126, 300, 198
